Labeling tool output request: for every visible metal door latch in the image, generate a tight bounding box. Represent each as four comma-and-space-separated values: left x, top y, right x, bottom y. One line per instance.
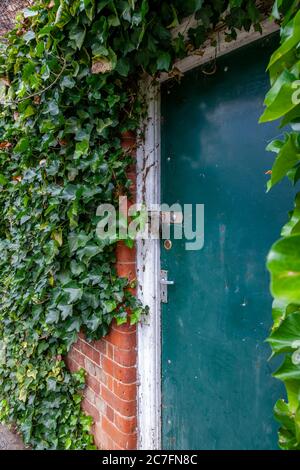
160, 270, 175, 303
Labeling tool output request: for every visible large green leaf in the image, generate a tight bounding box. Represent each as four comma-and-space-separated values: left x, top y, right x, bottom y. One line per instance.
268, 10, 300, 79
268, 312, 300, 355
274, 398, 295, 431
274, 356, 300, 381
267, 133, 300, 189
260, 68, 300, 123
55, 2, 71, 28
267, 235, 300, 303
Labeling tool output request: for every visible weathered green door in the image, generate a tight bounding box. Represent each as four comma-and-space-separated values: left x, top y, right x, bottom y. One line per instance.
161, 36, 293, 450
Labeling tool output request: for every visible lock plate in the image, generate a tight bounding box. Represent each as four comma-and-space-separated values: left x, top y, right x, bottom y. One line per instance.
160, 270, 168, 303
160, 269, 175, 303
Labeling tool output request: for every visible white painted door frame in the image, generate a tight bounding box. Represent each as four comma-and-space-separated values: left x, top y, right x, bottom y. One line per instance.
136, 18, 279, 451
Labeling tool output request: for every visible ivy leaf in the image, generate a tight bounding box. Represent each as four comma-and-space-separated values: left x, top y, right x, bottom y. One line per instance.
68, 231, 91, 252
77, 243, 102, 262
96, 118, 113, 135
47, 377, 57, 391
83, 0, 96, 21
97, 0, 111, 13
194, 0, 205, 11
23, 30, 35, 42
66, 318, 81, 332
51, 230, 63, 247
84, 314, 102, 331
45, 309, 60, 324
44, 100, 60, 116
69, 27, 86, 50
74, 140, 89, 158
157, 51, 171, 71
61, 76, 76, 89
63, 284, 83, 304
55, 2, 71, 28
0, 174, 8, 186
229, 0, 243, 7
22, 62, 36, 81
65, 437, 72, 449
70, 260, 85, 276
116, 58, 130, 77
58, 304, 73, 320
271, 0, 283, 20
23, 8, 39, 18
102, 300, 117, 313
23, 105, 35, 118
14, 137, 30, 153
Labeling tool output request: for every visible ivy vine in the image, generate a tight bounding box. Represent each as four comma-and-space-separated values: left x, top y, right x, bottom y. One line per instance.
0, 0, 294, 450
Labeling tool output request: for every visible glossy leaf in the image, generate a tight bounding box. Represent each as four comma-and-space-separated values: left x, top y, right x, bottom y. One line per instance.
268, 235, 300, 303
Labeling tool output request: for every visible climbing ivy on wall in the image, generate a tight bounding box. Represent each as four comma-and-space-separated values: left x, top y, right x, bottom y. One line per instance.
0, 0, 293, 450
261, 0, 300, 451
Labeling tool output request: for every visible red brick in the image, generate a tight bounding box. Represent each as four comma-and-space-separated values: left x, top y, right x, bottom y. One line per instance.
112, 441, 123, 450
93, 338, 107, 354
66, 357, 77, 373
84, 386, 95, 404
95, 366, 107, 385
84, 358, 96, 376
101, 386, 136, 417
114, 414, 137, 435
127, 287, 137, 297
126, 160, 136, 173
105, 328, 136, 350
116, 263, 136, 280
102, 416, 137, 450
121, 130, 136, 141
81, 341, 101, 365
113, 381, 136, 402
72, 338, 82, 352
128, 180, 136, 194
113, 348, 136, 367
112, 320, 136, 333
94, 395, 106, 415
121, 139, 136, 153
107, 375, 113, 391
106, 405, 114, 422
107, 342, 114, 359
116, 242, 136, 263
126, 171, 136, 182
70, 348, 85, 367
86, 375, 100, 395
94, 423, 114, 450
103, 357, 136, 384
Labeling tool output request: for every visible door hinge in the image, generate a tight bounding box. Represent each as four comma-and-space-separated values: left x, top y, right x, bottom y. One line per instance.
160, 269, 175, 303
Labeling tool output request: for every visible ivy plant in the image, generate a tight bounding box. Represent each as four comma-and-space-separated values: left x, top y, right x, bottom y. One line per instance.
0, 0, 291, 450
260, 0, 300, 450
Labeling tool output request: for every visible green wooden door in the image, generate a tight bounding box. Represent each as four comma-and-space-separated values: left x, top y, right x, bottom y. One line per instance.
161, 35, 293, 450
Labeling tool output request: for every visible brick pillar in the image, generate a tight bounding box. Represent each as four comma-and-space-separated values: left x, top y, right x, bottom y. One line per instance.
67, 131, 138, 450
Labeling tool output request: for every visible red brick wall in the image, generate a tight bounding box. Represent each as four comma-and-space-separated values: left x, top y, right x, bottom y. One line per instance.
67, 132, 138, 450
